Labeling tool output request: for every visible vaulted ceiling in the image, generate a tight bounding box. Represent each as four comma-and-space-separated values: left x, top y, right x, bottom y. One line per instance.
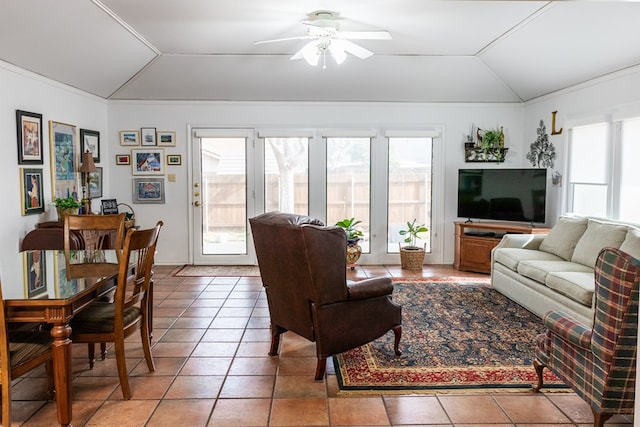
2, 1, 639, 103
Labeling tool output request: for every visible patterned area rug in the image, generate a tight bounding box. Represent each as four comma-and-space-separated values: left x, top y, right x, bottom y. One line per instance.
334, 280, 564, 392
174, 265, 261, 277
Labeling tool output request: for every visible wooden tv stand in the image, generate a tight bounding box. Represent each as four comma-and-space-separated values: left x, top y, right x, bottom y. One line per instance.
454, 221, 550, 274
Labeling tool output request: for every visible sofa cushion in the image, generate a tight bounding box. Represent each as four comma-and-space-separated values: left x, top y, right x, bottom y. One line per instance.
517, 260, 593, 284
493, 248, 563, 272
620, 228, 640, 260
571, 219, 628, 268
546, 271, 595, 307
539, 216, 588, 260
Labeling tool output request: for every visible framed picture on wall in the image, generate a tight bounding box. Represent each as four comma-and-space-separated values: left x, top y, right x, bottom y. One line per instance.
80, 128, 100, 163
140, 127, 157, 146
20, 168, 45, 215
16, 110, 44, 164
49, 120, 80, 200
167, 154, 181, 165
131, 148, 164, 175
133, 178, 165, 204
119, 131, 140, 146
157, 131, 176, 146
115, 154, 130, 165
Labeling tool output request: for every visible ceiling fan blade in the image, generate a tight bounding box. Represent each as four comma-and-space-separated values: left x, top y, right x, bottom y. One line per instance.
338, 30, 392, 40
333, 39, 374, 59
290, 41, 316, 63
254, 36, 312, 45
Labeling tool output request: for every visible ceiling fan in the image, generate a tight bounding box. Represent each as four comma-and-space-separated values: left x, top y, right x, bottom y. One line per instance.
255, 10, 391, 68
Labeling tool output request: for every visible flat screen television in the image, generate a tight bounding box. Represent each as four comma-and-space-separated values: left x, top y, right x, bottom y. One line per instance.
457, 168, 547, 224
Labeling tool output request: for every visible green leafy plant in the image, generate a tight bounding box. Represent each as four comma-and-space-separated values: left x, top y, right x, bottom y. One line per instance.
480, 129, 501, 151
399, 219, 428, 249
53, 196, 81, 209
335, 217, 364, 241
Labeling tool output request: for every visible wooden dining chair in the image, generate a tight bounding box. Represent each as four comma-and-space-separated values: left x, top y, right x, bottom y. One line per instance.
63, 213, 126, 280
0, 283, 54, 426
68, 221, 163, 399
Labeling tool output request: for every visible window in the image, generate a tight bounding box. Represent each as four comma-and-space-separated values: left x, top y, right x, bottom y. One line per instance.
619, 118, 640, 222
567, 123, 609, 217
566, 115, 640, 223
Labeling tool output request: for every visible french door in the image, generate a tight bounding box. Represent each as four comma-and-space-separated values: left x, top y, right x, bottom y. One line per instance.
189, 127, 443, 265
190, 128, 257, 265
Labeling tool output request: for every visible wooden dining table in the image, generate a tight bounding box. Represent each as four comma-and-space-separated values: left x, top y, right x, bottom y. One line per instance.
3, 249, 124, 426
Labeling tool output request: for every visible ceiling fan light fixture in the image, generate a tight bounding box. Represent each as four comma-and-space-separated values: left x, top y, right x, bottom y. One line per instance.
264, 10, 390, 68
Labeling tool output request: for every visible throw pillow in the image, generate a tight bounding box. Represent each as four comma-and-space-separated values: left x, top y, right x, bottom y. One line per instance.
571, 220, 628, 268
539, 216, 588, 260
620, 228, 640, 260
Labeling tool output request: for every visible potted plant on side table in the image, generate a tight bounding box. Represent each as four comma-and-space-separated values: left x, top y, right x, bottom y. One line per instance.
53, 196, 81, 222
335, 217, 364, 269
399, 219, 429, 270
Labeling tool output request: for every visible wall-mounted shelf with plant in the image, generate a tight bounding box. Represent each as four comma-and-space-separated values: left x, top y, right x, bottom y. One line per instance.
465, 126, 508, 163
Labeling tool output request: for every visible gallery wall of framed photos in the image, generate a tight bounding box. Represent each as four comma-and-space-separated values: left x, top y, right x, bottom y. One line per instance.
116, 127, 180, 204
15, 108, 105, 215
15, 110, 182, 217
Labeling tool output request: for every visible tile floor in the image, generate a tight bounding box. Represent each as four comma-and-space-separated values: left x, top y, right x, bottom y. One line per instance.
10, 264, 634, 426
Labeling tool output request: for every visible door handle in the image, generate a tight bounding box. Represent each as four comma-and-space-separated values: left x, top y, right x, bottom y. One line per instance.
194, 201, 201, 207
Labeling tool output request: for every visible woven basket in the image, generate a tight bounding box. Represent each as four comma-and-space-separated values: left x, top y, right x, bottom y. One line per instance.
400, 244, 426, 270
117, 203, 136, 228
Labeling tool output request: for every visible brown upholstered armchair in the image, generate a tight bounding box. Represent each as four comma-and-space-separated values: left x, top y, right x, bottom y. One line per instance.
533, 247, 639, 427
249, 211, 402, 380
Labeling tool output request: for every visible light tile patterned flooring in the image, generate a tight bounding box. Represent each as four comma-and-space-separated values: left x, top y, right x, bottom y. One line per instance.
11, 265, 634, 426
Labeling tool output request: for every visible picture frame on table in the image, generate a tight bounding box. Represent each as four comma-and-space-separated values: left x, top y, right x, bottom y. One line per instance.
157, 131, 176, 146
115, 154, 130, 165
80, 128, 100, 163
119, 130, 139, 146
89, 167, 103, 198
16, 110, 44, 164
24, 250, 46, 299
140, 127, 157, 146
131, 148, 164, 175
101, 199, 119, 215
167, 154, 182, 165
20, 168, 45, 215
49, 120, 80, 200
133, 178, 165, 204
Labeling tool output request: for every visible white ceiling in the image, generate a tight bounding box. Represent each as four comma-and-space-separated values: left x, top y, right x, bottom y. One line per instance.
1, 0, 639, 103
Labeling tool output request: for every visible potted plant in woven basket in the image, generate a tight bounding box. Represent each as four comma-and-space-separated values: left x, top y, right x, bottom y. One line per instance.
398, 219, 428, 270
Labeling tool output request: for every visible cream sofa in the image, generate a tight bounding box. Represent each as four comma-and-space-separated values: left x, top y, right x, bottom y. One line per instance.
491, 215, 640, 326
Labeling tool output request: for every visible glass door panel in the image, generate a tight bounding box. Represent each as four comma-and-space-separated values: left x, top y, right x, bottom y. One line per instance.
387, 137, 433, 253
191, 132, 256, 265
326, 137, 371, 252
264, 137, 309, 215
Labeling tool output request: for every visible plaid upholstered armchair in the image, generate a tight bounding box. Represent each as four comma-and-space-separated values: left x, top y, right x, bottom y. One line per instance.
533, 247, 639, 427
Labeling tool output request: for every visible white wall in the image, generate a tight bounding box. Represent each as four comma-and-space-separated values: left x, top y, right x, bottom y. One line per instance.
3, 58, 640, 272
0, 62, 107, 297
523, 68, 640, 218
107, 101, 526, 265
